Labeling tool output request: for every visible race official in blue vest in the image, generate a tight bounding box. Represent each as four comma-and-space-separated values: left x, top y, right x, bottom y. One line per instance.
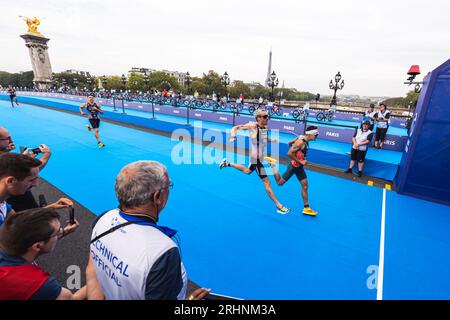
345, 120, 374, 177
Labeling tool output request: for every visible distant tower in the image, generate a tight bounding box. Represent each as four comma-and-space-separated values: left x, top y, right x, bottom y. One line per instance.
265, 48, 272, 87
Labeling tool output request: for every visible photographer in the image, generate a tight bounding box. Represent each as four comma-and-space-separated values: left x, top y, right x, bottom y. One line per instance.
0, 207, 82, 300
0, 153, 73, 227
0, 127, 52, 211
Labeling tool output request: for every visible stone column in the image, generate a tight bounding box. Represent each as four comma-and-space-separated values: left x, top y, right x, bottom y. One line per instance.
20, 34, 53, 90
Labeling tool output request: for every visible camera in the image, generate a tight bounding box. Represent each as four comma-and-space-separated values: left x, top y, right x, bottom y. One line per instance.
20, 146, 42, 154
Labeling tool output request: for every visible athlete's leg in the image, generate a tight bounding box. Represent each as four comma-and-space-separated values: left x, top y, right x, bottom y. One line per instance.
228, 163, 252, 174
261, 177, 283, 208
93, 128, 101, 143
300, 178, 309, 207
269, 162, 286, 185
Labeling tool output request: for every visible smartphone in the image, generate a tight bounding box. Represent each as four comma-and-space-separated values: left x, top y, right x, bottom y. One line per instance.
38, 194, 48, 207
69, 207, 75, 225
31, 147, 42, 154
19, 146, 42, 154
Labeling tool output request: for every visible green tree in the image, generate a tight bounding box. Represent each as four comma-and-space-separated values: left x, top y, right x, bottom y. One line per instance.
382, 97, 404, 108
53, 72, 88, 89
229, 80, 251, 99
0, 71, 34, 88
127, 72, 144, 91
148, 71, 179, 91
104, 76, 126, 91
190, 79, 208, 95
250, 84, 270, 99
405, 90, 420, 105
202, 70, 226, 96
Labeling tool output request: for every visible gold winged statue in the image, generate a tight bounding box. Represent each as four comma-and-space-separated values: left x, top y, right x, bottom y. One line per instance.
19, 16, 42, 36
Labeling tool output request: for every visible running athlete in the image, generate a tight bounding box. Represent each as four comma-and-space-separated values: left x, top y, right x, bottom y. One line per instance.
6, 85, 19, 108
219, 109, 290, 214
266, 126, 319, 216
79, 95, 105, 148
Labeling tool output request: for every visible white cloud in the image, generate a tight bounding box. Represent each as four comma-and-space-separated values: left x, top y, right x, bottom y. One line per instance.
1, 0, 449, 96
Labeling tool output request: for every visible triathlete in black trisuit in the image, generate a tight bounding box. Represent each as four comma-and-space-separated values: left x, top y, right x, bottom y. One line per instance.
267, 126, 319, 216
79, 95, 105, 148
6, 85, 19, 108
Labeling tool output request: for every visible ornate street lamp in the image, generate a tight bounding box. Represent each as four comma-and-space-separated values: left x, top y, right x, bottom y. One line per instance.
143, 73, 149, 93
62, 78, 67, 92
221, 71, 230, 99
267, 71, 279, 102
86, 75, 92, 89
121, 74, 127, 90
101, 75, 108, 92
329, 71, 344, 108
185, 72, 191, 95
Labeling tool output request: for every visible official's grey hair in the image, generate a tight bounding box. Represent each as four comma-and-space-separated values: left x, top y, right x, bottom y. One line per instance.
115, 160, 167, 209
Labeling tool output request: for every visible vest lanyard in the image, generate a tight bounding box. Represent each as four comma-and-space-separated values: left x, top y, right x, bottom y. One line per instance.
90, 210, 178, 244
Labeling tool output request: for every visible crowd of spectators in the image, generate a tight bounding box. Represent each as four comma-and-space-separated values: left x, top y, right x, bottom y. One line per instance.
0, 126, 210, 300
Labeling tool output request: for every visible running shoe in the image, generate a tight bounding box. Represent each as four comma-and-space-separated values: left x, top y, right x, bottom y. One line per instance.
357, 171, 362, 177
98, 142, 105, 148
219, 158, 230, 169
264, 156, 277, 166
277, 205, 290, 215
344, 168, 352, 173
86, 125, 92, 132
303, 207, 318, 216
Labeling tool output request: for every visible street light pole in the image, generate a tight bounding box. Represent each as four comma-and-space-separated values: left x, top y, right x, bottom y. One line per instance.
73, 77, 78, 92
329, 71, 344, 109
267, 71, 279, 103
86, 75, 92, 94
143, 73, 149, 94
185, 72, 191, 95
101, 75, 108, 95
220, 71, 230, 112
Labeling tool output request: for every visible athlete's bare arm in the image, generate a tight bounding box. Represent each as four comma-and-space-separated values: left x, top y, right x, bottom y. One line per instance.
230, 123, 253, 142
79, 103, 86, 115
287, 137, 299, 146
94, 104, 104, 113
288, 139, 306, 165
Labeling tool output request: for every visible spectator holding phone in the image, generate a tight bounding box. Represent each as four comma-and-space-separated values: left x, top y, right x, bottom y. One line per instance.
0, 207, 81, 300
0, 127, 52, 211
0, 153, 74, 227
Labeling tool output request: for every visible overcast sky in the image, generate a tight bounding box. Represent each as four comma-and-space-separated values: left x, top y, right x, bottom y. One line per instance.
1, 0, 449, 97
